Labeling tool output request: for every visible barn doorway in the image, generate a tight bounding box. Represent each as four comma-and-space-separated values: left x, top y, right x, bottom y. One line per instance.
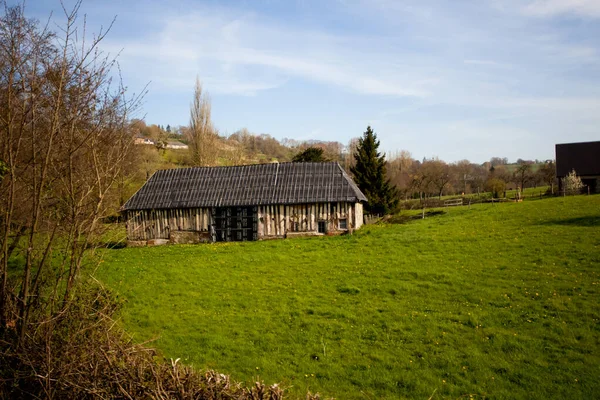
318, 220, 327, 234
212, 206, 258, 242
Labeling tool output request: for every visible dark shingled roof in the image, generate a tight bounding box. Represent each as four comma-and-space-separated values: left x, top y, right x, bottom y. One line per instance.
555, 141, 600, 178
123, 162, 367, 210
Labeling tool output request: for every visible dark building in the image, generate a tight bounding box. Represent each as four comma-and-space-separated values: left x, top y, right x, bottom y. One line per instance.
555, 141, 600, 193
123, 162, 367, 245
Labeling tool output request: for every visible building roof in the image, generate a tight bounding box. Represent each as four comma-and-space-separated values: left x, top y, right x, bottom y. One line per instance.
555, 141, 600, 177
123, 162, 367, 210
166, 141, 188, 148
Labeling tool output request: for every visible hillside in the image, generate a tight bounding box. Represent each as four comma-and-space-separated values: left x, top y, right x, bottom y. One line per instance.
96, 195, 600, 399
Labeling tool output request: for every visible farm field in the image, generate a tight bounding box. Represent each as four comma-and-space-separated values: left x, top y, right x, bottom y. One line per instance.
96, 195, 600, 399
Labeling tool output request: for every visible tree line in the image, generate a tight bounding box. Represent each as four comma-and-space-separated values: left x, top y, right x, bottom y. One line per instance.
132, 101, 557, 214
136, 92, 557, 214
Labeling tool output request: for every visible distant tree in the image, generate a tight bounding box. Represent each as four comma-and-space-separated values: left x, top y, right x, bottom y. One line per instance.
166, 124, 171, 133
351, 126, 398, 214
154, 128, 168, 152
563, 169, 584, 195
490, 157, 508, 166
292, 147, 327, 162
513, 162, 533, 190
485, 178, 506, 198
186, 78, 219, 166
470, 164, 488, 196
516, 158, 533, 165
490, 165, 511, 185
342, 137, 360, 172
422, 159, 452, 199
537, 161, 556, 194
387, 150, 413, 199
453, 159, 474, 194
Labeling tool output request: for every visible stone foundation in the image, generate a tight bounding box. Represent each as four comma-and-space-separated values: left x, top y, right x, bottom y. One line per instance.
127, 240, 147, 247
147, 239, 169, 246
285, 232, 322, 239
169, 230, 211, 245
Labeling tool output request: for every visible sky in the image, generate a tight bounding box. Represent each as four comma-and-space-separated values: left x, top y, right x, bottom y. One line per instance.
21, 0, 600, 163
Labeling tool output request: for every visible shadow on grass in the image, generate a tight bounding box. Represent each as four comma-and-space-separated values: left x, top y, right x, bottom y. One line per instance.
96, 241, 127, 250
387, 210, 446, 224
539, 216, 600, 227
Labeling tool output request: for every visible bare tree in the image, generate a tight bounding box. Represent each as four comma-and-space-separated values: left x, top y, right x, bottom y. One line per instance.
537, 161, 556, 194
388, 150, 413, 199
422, 159, 452, 199
186, 77, 218, 166
453, 159, 474, 194
0, 0, 143, 350
342, 137, 360, 172
513, 162, 533, 191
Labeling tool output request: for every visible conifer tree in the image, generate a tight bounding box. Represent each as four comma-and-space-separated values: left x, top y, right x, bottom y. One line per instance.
292, 147, 327, 162
351, 126, 398, 214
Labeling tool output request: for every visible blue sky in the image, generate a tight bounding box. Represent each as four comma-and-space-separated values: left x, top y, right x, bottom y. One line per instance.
23, 0, 600, 163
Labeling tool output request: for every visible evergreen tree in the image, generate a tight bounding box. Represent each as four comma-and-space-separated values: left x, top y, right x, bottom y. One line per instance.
292, 147, 327, 162
351, 126, 398, 214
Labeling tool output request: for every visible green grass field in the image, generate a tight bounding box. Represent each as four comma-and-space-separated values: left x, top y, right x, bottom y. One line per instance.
96, 195, 600, 399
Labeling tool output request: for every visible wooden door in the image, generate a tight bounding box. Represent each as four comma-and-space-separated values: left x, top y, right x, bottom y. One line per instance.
212, 206, 257, 242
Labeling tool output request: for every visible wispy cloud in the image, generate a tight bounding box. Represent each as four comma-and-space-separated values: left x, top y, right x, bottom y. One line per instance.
107, 7, 433, 97
463, 59, 515, 69
522, 0, 600, 18
72, 0, 600, 162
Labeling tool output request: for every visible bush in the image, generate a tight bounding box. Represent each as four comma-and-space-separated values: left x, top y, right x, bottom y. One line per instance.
485, 178, 506, 198
563, 169, 584, 195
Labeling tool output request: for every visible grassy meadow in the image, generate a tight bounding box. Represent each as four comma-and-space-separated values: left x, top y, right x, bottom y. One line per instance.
96, 195, 600, 399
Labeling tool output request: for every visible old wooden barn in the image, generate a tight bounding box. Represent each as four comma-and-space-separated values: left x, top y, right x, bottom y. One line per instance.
123, 162, 367, 245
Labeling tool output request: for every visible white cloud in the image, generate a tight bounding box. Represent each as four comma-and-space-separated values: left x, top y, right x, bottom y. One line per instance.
522, 0, 600, 18
93, 0, 600, 163
107, 8, 432, 97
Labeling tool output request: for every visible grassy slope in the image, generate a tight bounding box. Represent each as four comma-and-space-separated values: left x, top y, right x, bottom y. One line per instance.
96, 196, 600, 399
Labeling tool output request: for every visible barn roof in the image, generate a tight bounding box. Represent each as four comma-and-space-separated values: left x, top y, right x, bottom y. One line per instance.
555, 141, 600, 177
123, 162, 367, 210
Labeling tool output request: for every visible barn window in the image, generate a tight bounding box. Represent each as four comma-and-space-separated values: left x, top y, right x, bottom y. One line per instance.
339, 218, 348, 230
318, 220, 326, 233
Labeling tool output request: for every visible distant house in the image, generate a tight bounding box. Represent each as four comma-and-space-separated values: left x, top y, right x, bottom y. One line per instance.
555, 141, 600, 193
134, 136, 154, 145
122, 162, 367, 245
165, 141, 189, 150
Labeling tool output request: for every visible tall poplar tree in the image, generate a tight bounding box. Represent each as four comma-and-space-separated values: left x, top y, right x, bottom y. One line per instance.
351, 126, 398, 214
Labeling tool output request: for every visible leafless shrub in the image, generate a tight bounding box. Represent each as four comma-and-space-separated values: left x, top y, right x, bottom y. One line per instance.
0, 4, 327, 398
0, 283, 322, 399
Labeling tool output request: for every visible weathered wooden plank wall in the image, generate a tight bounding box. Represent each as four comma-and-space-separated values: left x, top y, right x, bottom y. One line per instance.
126, 208, 211, 241
258, 201, 357, 238
127, 201, 362, 241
